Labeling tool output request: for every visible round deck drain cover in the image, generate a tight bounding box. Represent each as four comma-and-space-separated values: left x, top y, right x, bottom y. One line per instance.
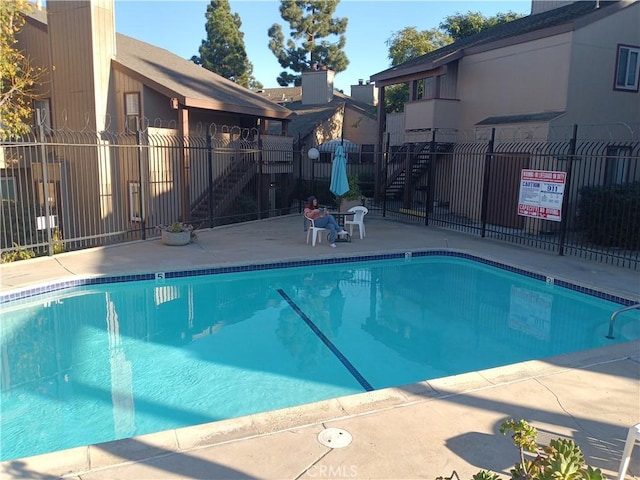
317, 428, 352, 448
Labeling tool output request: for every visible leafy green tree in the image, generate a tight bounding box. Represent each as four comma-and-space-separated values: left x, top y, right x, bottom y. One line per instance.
191, 0, 261, 89
384, 27, 452, 113
0, 0, 46, 139
387, 26, 451, 66
267, 0, 348, 86
440, 10, 524, 41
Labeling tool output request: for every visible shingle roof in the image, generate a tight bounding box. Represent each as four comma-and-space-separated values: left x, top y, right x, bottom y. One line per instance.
257, 90, 376, 139
25, 8, 292, 121
113, 35, 292, 121
371, 1, 623, 83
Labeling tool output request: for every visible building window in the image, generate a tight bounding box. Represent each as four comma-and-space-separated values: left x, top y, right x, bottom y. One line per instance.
33, 98, 52, 132
129, 181, 142, 221
1, 177, 17, 201
614, 44, 640, 92
125, 92, 141, 133
604, 146, 631, 185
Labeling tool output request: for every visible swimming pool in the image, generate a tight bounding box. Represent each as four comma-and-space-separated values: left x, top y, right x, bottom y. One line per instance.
1, 252, 638, 461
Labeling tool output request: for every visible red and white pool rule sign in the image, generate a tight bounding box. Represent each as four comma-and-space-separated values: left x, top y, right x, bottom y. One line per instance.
517, 169, 566, 222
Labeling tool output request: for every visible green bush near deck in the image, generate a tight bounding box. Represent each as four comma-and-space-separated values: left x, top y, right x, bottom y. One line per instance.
578, 182, 640, 249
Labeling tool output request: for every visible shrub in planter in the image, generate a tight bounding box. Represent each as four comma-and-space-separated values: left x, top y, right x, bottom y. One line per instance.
1, 242, 36, 263
578, 182, 640, 249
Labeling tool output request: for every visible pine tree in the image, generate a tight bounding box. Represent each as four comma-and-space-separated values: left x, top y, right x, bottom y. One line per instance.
267, 0, 348, 86
192, 0, 260, 89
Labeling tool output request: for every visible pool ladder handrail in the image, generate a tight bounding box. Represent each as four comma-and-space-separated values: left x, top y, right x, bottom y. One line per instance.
606, 304, 640, 339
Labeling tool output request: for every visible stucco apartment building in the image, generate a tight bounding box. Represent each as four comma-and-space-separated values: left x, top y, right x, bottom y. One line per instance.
373, 0, 639, 145
369, 0, 639, 234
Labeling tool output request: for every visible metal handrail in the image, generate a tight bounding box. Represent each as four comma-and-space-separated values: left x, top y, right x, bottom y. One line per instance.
606, 304, 640, 339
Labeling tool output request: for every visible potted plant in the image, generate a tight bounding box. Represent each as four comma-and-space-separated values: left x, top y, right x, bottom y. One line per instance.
340, 174, 364, 212
158, 221, 196, 246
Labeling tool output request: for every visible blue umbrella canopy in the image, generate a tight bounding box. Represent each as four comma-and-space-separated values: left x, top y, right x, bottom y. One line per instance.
330, 145, 349, 197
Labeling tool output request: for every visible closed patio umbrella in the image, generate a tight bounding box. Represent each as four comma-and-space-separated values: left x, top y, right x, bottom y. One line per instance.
330, 145, 349, 197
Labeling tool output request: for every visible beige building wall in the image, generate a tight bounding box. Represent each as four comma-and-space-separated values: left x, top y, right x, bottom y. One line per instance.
456, 33, 573, 132
555, 2, 640, 135
385, 112, 405, 146
405, 98, 460, 131
92, 0, 118, 131
112, 69, 144, 132
46, 0, 116, 131
342, 108, 377, 146
17, 15, 53, 123
45, 0, 117, 239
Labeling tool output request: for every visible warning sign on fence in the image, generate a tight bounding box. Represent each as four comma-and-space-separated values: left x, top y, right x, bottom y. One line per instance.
517, 169, 566, 222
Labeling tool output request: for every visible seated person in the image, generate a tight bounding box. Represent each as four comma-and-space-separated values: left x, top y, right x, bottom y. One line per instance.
304, 196, 347, 248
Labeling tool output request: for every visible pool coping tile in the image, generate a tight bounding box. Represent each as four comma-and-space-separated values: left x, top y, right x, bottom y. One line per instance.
249, 398, 347, 435
173, 415, 258, 452
88, 429, 178, 471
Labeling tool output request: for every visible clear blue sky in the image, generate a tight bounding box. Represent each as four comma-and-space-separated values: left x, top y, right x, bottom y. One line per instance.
114, 0, 531, 92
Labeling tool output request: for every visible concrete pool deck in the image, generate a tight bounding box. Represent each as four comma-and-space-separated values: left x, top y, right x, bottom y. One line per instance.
1, 214, 639, 479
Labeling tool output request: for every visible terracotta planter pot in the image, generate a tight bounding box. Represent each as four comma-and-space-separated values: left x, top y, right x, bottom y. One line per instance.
161, 230, 191, 246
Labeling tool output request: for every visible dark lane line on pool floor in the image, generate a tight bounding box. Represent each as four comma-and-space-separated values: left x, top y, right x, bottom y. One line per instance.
277, 288, 374, 392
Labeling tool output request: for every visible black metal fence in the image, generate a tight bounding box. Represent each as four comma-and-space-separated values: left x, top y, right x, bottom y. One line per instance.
2, 122, 639, 270
0, 124, 302, 257
379, 128, 640, 270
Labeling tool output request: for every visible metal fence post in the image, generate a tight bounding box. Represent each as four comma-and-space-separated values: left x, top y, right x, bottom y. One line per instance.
257, 131, 263, 220
558, 124, 578, 256
480, 128, 495, 238
136, 127, 146, 240
311, 148, 316, 197
207, 133, 214, 227
298, 136, 304, 214
37, 110, 54, 255
382, 132, 390, 218
425, 129, 437, 226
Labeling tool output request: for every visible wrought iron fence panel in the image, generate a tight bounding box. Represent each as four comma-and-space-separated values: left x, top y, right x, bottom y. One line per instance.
379, 135, 640, 270
2, 123, 638, 270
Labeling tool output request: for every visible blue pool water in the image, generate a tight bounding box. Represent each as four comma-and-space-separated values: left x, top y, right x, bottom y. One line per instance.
1, 254, 638, 461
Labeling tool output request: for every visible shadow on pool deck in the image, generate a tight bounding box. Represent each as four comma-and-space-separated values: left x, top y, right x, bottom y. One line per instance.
1, 215, 639, 480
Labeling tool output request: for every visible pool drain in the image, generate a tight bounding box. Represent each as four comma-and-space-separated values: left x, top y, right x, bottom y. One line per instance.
317, 428, 352, 448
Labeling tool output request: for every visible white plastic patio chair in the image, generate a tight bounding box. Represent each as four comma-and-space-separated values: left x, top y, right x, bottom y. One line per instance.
617, 422, 640, 480
344, 206, 368, 239
305, 215, 327, 246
